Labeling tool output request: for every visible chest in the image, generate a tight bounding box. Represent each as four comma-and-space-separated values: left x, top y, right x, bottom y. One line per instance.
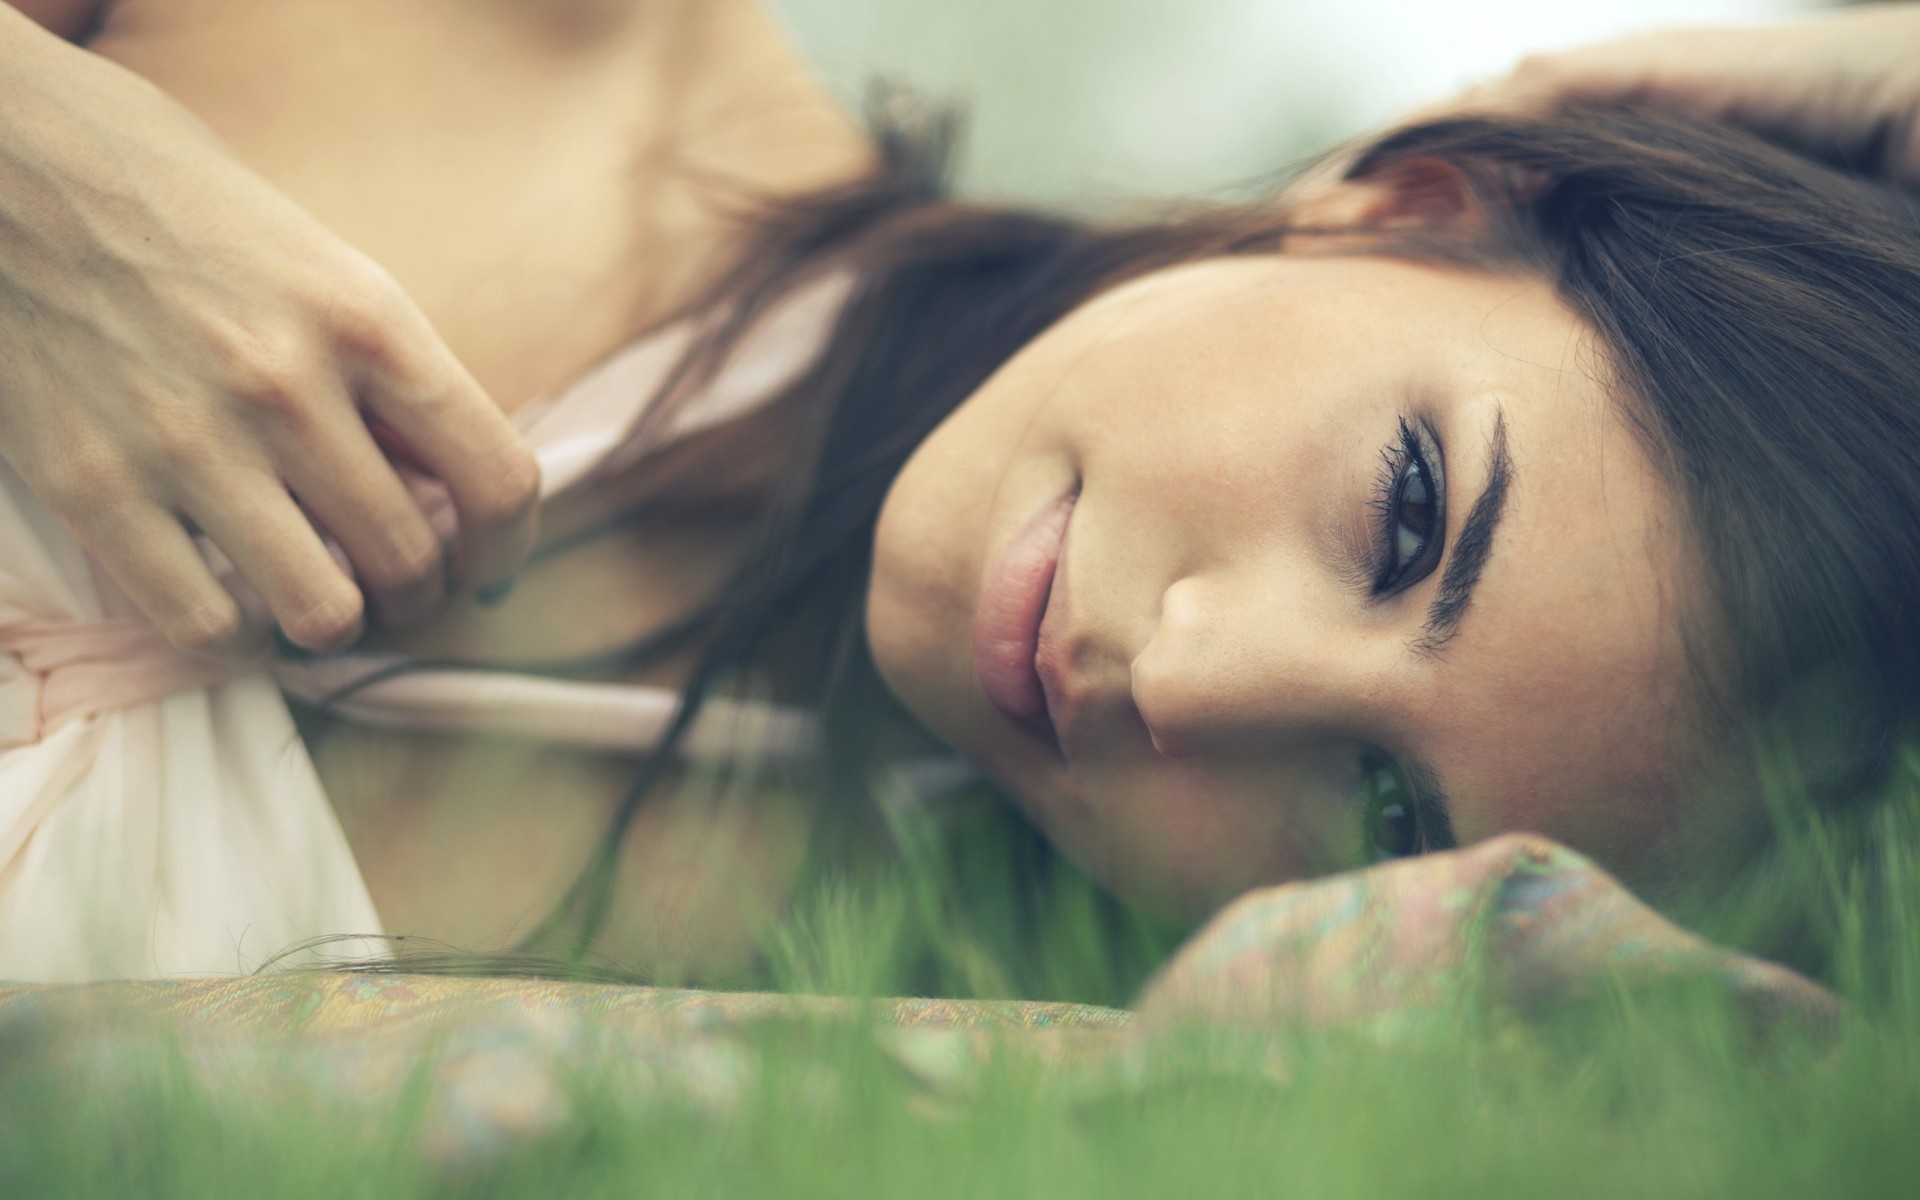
291, 503, 811, 973
82, 0, 844, 960
90, 0, 695, 410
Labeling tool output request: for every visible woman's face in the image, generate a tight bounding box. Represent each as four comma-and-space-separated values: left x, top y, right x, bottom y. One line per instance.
866, 251, 1711, 916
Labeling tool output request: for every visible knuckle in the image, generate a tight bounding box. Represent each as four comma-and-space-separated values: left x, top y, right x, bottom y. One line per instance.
229, 364, 311, 423
39, 438, 138, 516
1509, 51, 1563, 82
319, 269, 417, 373
164, 597, 245, 656
209, 322, 323, 423
468, 448, 542, 525
1505, 51, 1566, 85
366, 526, 444, 590
144, 418, 212, 475
280, 586, 366, 652
1475, 830, 1565, 868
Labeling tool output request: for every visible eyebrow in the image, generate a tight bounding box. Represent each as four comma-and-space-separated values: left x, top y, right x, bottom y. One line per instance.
1405, 754, 1459, 853
1419, 409, 1512, 655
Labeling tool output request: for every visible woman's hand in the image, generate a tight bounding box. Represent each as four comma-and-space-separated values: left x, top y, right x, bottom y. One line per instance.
0, 8, 540, 654
1462, 4, 1920, 189
1133, 834, 1838, 1039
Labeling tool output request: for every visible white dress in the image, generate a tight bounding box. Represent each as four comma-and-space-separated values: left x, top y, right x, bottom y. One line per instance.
0, 274, 849, 981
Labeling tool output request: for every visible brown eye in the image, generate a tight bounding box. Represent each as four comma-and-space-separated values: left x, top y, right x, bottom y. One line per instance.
1373, 419, 1446, 594
1363, 756, 1422, 861
1393, 456, 1436, 568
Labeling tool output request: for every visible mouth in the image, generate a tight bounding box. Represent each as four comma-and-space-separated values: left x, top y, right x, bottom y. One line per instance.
972, 485, 1078, 753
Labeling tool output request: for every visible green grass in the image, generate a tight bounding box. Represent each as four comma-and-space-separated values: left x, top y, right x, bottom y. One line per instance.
5, 755, 1920, 1198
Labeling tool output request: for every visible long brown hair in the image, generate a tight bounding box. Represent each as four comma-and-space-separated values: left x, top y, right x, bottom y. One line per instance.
501, 99, 1920, 970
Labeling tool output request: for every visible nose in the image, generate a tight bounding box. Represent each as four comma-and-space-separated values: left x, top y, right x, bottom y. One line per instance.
1129, 572, 1379, 759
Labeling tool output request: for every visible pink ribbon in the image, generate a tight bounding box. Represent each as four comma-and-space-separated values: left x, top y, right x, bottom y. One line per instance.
0, 619, 244, 745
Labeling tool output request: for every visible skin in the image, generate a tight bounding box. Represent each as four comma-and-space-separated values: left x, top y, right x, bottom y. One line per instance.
12, 0, 1790, 959
0, 0, 868, 659
53, 0, 873, 971
0, 1, 542, 651
867, 251, 1706, 917
1466, 4, 1920, 191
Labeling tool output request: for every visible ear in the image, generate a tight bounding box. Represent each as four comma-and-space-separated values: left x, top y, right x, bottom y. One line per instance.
1288, 155, 1487, 234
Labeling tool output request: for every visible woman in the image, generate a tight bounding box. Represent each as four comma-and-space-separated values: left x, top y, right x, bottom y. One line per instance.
0, 0, 1915, 984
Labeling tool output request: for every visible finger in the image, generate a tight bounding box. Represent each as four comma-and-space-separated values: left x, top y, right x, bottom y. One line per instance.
66, 500, 257, 659
1467, 28, 1743, 112
181, 470, 365, 653
1507, 37, 1910, 178
278, 395, 448, 630
336, 299, 541, 593
1454, 33, 1852, 163
1399, 41, 1690, 128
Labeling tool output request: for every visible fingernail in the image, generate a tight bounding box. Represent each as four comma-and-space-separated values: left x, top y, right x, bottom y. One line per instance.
476, 579, 516, 607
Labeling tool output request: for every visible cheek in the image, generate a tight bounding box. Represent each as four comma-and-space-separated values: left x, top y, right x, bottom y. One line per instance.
1430, 550, 1694, 863
1032, 757, 1353, 915
864, 450, 968, 728
1422, 392, 1699, 863
864, 350, 1091, 751
1439, 661, 1680, 848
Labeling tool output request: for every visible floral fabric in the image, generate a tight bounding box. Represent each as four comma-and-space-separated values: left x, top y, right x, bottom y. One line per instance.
0, 836, 1837, 1166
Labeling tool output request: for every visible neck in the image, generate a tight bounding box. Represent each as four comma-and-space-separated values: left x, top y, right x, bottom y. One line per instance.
622, 0, 877, 320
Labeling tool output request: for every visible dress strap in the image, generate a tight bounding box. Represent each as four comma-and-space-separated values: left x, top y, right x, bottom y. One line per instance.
271, 655, 817, 763
515, 268, 856, 497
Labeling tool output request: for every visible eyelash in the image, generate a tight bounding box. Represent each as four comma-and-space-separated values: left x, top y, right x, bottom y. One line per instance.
1369, 417, 1446, 595
1359, 420, 1452, 862
1358, 752, 1455, 862
1359, 753, 1424, 862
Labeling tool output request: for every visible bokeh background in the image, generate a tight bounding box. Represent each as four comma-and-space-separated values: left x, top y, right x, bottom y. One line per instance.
776, 0, 1829, 208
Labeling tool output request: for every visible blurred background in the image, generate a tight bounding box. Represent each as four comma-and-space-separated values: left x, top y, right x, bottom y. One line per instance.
775, 0, 1832, 208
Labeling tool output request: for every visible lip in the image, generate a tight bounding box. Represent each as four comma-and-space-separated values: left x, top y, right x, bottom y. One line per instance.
972, 486, 1078, 750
